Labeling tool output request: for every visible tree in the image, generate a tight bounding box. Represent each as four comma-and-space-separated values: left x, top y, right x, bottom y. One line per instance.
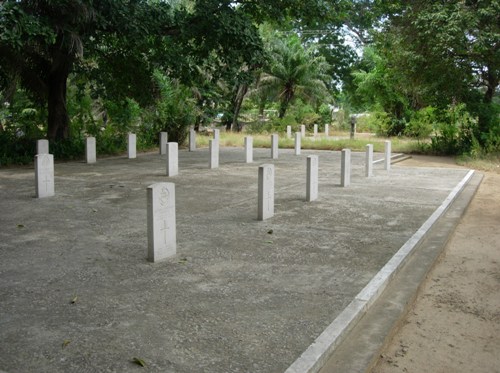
254, 34, 331, 118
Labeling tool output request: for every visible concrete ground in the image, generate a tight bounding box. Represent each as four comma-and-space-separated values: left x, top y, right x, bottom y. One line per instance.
0, 147, 472, 373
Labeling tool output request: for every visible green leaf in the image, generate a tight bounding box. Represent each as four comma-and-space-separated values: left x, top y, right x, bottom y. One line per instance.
62, 340, 71, 349
132, 357, 147, 367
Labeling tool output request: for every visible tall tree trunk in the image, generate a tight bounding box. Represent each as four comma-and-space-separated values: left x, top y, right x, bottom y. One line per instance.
47, 53, 72, 141
231, 84, 248, 132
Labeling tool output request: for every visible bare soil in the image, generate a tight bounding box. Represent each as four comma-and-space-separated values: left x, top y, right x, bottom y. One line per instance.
371, 155, 500, 373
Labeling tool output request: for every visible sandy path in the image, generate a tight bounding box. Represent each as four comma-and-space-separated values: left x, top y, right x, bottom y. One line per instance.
371, 157, 500, 373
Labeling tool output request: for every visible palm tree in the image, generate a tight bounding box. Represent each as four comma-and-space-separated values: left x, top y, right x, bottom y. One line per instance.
255, 34, 331, 118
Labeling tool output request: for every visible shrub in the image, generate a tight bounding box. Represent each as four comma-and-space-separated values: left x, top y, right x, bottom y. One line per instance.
405, 106, 436, 139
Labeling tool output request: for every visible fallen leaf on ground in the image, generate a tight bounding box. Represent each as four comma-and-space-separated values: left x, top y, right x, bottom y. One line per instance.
132, 357, 146, 367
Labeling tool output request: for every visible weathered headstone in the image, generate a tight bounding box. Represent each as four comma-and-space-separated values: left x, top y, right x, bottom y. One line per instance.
271, 134, 279, 159
294, 132, 301, 155
313, 124, 318, 137
213, 128, 220, 143
86, 137, 96, 164
384, 140, 391, 171
365, 144, 374, 177
147, 182, 176, 262
245, 136, 253, 163
209, 139, 219, 169
159, 132, 168, 155
340, 148, 351, 187
189, 128, 196, 152
306, 155, 319, 202
166, 142, 178, 176
128, 133, 137, 159
286, 125, 292, 139
258, 164, 274, 221
301, 124, 306, 138
325, 124, 329, 137
35, 153, 55, 198
36, 139, 49, 154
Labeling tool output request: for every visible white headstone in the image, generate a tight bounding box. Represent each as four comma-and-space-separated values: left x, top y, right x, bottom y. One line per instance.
258, 164, 274, 221
306, 155, 319, 202
365, 144, 373, 177
384, 140, 391, 171
294, 132, 301, 155
128, 133, 136, 159
213, 128, 220, 143
147, 182, 176, 262
36, 139, 49, 154
86, 137, 96, 164
313, 124, 318, 137
325, 124, 329, 137
340, 148, 351, 187
271, 134, 279, 159
35, 154, 55, 198
245, 136, 253, 163
160, 132, 168, 155
166, 142, 178, 176
189, 128, 196, 151
301, 124, 306, 138
209, 139, 219, 169
286, 125, 292, 139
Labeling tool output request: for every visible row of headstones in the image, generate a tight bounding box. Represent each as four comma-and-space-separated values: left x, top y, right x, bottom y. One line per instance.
147, 141, 393, 262
286, 124, 329, 138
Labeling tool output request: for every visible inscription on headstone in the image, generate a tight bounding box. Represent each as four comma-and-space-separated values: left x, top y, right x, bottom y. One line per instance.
147, 182, 176, 262
166, 142, 178, 176
306, 155, 319, 202
258, 164, 274, 221
35, 154, 55, 198
341, 148, 351, 187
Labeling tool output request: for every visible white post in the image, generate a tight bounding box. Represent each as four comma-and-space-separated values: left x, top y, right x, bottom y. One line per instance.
35, 154, 55, 198
301, 124, 306, 138
166, 142, 178, 176
36, 139, 49, 154
258, 164, 274, 221
313, 124, 318, 137
159, 132, 168, 155
189, 128, 196, 151
294, 132, 301, 155
147, 182, 176, 262
286, 125, 292, 139
271, 134, 279, 159
325, 124, 329, 137
384, 140, 391, 171
128, 133, 136, 159
340, 149, 351, 187
213, 128, 220, 143
86, 137, 96, 164
245, 136, 253, 163
365, 144, 373, 177
209, 139, 219, 169
306, 155, 319, 202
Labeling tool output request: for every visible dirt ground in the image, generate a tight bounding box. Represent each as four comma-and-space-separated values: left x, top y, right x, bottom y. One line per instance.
371, 155, 500, 373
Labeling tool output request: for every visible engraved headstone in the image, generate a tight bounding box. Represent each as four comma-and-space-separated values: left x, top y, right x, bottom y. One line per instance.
36, 139, 49, 154
147, 182, 176, 262
86, 137, 96, 164
166, 142, 178, 176
35, 153, 55, 198
245, 136, 253, 163
209, 139, 219, 169
294, 132, 301, 155
271, 134, 279, 159
366, 144, 373, 177
159, 132, 168, 155
340, 148, 351, 187
306, 155, 319, 202
258, 164, 274, 221
128, 133, 137, 159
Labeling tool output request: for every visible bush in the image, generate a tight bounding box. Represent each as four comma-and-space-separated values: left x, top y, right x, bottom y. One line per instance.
405, 106, 436, 139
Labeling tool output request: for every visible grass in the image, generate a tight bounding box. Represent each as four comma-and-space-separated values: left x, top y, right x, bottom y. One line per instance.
194, 130, 428, 154
457, 153, 500, 173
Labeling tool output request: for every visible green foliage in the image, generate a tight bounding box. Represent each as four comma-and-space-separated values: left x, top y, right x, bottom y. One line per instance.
151, 70, 198, 145
405, 107, 436, 139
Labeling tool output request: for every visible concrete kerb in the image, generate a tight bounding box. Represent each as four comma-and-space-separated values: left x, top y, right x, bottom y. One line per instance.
284, 169, 476, 373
